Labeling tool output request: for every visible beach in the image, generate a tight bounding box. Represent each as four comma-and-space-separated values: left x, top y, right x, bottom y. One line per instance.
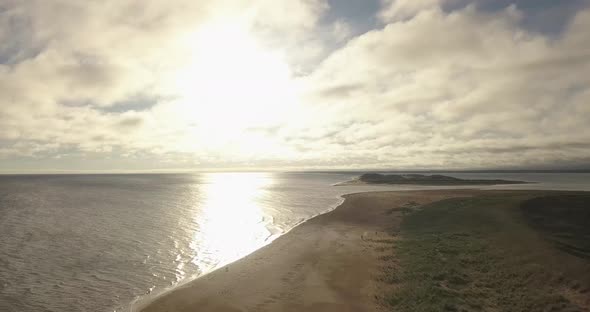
138, 189, 480, 312
138, 188, 590, 311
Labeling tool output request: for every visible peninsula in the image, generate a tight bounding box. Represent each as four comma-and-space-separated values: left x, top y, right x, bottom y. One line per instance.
339, 173, 529, 186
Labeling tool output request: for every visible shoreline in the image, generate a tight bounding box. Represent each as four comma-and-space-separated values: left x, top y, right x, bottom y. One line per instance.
136, 189, 486, 312
131, 195, 349, 311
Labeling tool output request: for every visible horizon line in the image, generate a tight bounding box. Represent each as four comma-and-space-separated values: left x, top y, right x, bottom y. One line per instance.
1, 168, 590, 175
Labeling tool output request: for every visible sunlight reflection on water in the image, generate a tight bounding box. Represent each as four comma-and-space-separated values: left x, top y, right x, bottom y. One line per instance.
188, 173, 273, 273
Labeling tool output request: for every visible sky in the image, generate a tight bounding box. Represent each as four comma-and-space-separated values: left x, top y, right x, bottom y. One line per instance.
0, 0, 589, 172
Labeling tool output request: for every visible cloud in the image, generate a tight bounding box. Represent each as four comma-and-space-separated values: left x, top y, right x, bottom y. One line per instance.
1, 0, 589, 170
291, 3, 590, 169
379, 0, 446, 22
0, 0, 329, 163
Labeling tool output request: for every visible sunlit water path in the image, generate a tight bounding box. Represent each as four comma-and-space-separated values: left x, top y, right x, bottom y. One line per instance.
0, 172, 589, 312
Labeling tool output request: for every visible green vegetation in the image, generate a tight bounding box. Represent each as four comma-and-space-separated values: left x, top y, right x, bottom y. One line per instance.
381, 194, 590, 312
522, 195, 590, 260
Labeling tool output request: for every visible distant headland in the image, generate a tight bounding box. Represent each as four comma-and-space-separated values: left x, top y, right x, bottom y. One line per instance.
339, 173, 530, 186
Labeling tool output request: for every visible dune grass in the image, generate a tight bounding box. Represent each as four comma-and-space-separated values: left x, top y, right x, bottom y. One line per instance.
382, 194, 590, 312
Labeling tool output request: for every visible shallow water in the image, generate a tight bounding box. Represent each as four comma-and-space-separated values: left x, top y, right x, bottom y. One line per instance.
0, 172, 588, 312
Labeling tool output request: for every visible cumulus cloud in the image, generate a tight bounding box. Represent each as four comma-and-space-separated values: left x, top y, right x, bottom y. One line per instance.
379, 0, 447, 21
0, 0, 589, 171
0, 0, 329, 167
290, 3, 590, 169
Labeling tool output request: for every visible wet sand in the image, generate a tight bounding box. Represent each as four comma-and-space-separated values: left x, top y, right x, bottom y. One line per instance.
138, 190, 481, 312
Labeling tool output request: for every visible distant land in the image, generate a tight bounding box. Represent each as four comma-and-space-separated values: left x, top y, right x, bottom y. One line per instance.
301, 169, 590, 174
339, 173, 530, 186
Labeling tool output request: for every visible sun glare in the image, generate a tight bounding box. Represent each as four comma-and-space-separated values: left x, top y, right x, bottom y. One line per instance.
190, 173, 273, 270
174, 22, 299, 137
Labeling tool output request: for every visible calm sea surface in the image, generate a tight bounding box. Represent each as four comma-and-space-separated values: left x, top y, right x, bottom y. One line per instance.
0, 172, 588, 312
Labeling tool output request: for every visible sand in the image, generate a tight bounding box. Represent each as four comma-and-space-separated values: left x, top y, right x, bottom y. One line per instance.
138, 190, 481, 312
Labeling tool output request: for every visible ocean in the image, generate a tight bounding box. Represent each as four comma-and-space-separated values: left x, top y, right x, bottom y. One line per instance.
0, 172, 589, 312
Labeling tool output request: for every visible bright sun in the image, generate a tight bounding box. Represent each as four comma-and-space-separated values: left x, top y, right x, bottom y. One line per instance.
173, 21, 299, 141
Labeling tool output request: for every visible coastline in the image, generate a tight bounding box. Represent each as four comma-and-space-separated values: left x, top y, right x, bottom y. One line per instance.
132, 195, 349, 311
136, 189, 483, 312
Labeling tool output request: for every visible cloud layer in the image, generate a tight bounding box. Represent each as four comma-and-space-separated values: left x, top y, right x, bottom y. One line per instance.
1, 0, 589, 171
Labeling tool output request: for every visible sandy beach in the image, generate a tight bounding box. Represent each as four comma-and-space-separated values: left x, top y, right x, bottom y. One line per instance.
138, 190, 481, 312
